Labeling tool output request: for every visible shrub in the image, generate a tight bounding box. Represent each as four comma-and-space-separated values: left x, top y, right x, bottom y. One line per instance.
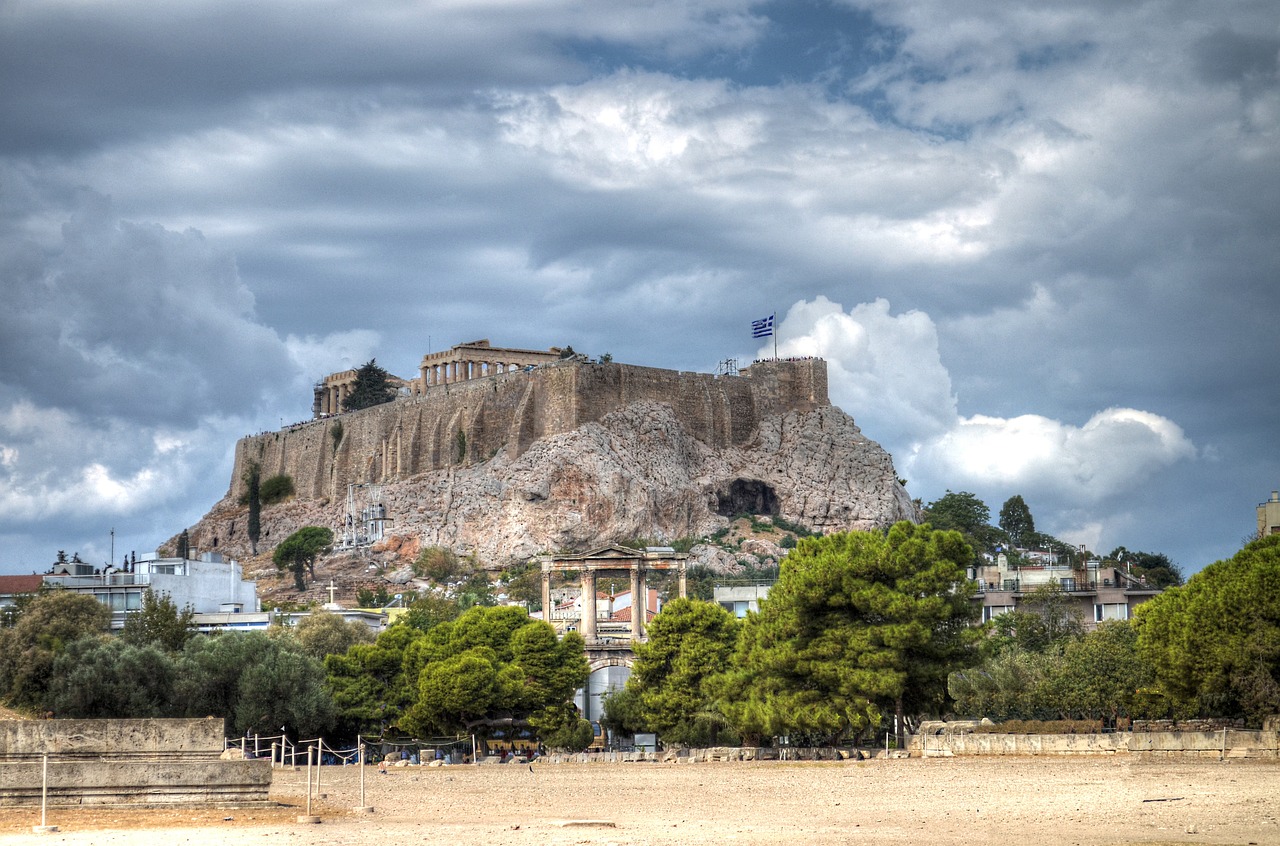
260, 474, 295, 504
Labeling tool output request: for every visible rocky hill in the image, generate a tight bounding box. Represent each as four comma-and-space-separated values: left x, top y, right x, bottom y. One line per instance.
182, 358, 917, 596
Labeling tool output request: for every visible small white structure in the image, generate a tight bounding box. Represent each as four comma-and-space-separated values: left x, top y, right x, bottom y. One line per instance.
714, 583, 773, 617
44, 550, 259, 629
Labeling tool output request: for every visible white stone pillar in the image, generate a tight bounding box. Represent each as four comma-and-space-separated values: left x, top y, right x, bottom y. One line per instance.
630, 568, 644, 641
581, 570, 597, 642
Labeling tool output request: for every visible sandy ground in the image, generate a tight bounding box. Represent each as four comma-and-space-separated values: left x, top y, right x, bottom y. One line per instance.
1, 756, 1278, 845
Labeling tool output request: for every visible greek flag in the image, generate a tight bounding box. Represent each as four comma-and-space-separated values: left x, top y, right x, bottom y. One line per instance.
751, 314, 775, 339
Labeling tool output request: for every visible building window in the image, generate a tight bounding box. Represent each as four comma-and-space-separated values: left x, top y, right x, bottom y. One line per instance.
1094, 603, 1128, 622
983, 605, 1015, 622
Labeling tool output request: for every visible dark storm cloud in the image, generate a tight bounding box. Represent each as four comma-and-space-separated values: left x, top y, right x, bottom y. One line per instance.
0, 190, 295, 424
0, 0, 1277, 573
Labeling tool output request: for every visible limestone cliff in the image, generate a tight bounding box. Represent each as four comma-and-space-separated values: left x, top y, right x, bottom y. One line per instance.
185, 358, 917, 568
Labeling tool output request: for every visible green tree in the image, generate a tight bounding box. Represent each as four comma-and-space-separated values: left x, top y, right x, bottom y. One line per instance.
47, 638, 178, 718
325, 623, 424, 735
342, 359, 398, 412
1050, 621, 1153, 722
245, 461, 262, 555
272, 526, 333, 591
500, 561, 542, 611
628, 598, 738, 746
925, 491, 991, 535
998, 495, 1035, 546
0, 587, 43, 629
1136, 535, 1280, 723
721, 523, 979, 746
397, 606, 587, 739
120, 590, 195, 653
177, 633, 275, 726
527, 703, 594, 751
991, 584, 1085, 654
600, 686, 647, 738
924, 491, 1001, 559
289, 610, 375, 659
176, 529, 190, 561
1109, 548, 1183, 589
401, 592, 463, 631
234, 646, 336, 738
415, 546, 467, 583
948, 648, 1054, 721
0, 590, 111, 709
177, 632, 335, 736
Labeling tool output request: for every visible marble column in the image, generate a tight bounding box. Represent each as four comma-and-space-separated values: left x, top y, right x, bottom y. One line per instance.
581, 570, 597, 642
630, 568, 644, 640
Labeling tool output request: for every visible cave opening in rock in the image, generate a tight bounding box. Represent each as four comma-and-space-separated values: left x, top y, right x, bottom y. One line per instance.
715, 479, 780, 518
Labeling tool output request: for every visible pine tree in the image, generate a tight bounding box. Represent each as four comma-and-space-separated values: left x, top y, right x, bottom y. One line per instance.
245, 461, 261, 555
999, 495, 1035, 546
342, 359, 398, 411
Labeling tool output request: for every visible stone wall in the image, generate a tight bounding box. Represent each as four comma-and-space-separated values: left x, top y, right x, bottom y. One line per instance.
188, 355, 914, 569
0, 718, 272, 808
228, 358, 828, 504
911, 729, 1280, 758
0, 717, 224, 761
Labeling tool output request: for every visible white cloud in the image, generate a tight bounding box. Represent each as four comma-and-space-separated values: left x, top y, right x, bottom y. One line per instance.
771, 296, 1197, 548
911, 408, 1195, 502
766, 297, 957, 444
285, 330, 384, 385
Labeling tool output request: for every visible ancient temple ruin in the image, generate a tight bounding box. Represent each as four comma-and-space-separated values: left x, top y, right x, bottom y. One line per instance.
314, 339, 565, 418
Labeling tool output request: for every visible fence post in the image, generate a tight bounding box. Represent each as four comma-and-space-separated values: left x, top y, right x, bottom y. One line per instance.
354, 742, 373, 814
32, 753, 58, 834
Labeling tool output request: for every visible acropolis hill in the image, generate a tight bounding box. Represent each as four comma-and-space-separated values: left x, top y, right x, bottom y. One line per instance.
186, 341, 917, 570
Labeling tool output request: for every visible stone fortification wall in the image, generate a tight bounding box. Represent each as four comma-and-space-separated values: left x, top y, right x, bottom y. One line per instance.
229, 358, 828, 503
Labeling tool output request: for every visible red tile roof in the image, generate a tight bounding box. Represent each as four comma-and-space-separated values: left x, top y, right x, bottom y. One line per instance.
0, 575, 43, 595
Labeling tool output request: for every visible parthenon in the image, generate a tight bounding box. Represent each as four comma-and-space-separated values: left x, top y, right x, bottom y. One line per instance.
313, 339, 565, 418
416, 339, 565, 390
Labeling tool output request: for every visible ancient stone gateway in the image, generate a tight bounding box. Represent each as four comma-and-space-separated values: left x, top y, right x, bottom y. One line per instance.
541, 545, 689, 722
541, 545, 688, 644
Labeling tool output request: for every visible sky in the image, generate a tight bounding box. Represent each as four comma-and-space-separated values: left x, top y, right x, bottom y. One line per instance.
2, 0, 1278, 578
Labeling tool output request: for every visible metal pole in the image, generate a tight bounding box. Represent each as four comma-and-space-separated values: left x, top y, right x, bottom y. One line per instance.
40, 754, 48, 827
306, 746, 313, 817
359, 744, 366, 807
315, 739, 322, 797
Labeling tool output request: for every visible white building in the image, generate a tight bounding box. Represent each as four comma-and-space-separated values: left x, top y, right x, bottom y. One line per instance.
44, 550, 259, 629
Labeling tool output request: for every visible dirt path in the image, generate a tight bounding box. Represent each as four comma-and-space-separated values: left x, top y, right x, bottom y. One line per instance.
0, 756, 1277, 845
